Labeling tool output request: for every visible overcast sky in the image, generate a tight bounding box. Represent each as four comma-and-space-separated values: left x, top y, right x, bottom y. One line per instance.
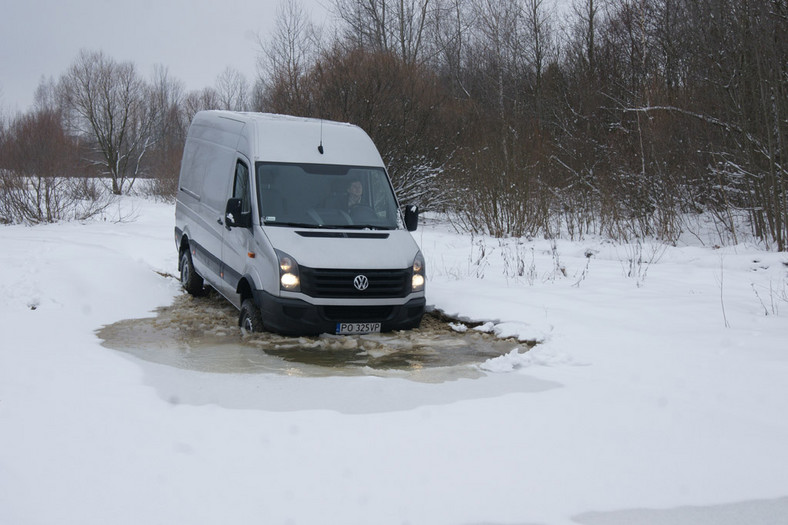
0, 0, 330, 114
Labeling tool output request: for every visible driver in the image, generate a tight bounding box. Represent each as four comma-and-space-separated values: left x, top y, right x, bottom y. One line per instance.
347, 180, 363, 208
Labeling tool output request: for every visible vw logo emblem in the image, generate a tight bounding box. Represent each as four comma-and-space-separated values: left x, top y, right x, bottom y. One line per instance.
353, 275, 369, 291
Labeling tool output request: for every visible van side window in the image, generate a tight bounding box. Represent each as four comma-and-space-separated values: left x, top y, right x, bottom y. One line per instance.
233, 161, 251, 214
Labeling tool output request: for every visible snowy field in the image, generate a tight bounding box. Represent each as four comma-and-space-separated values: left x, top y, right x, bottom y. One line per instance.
1, 196, 787, 525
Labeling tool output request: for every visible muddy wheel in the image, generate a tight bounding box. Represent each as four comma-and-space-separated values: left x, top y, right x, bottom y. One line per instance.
239, 299, 264, 333
180, 249, 204, 296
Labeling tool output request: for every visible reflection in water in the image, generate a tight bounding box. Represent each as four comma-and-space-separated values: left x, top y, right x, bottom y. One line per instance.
98, 291, 532, 381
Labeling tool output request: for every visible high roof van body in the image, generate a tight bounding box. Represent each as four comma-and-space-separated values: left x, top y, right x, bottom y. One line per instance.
174, 111, 425, 335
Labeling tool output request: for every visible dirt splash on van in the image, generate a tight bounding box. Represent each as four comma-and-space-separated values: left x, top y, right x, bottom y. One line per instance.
97, 291, 532, 381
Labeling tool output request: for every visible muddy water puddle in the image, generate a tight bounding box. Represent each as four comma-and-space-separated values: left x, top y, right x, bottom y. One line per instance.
98, 292, 529, 380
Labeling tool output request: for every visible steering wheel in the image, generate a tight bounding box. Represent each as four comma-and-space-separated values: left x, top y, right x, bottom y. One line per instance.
350, 205, 379, 224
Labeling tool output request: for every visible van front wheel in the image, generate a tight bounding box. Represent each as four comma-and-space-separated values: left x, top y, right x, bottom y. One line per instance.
240, 299, 264, 333
180, 250, 204, 296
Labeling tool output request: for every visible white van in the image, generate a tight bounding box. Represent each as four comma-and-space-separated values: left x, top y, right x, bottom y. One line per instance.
174, 111, 425, 335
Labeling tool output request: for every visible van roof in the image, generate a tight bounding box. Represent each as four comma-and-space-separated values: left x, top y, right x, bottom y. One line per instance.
192, 110, 386, 168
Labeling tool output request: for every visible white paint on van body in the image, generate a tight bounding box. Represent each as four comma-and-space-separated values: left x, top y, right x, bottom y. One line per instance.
175, 111, 425, 334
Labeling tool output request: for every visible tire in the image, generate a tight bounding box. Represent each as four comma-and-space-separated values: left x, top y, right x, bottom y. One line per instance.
180, 249, 204, 296
239, 298, 264, 333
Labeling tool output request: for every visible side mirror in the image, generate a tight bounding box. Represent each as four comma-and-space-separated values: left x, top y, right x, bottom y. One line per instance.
225, 198, 251, 228
404, 204, 419, 232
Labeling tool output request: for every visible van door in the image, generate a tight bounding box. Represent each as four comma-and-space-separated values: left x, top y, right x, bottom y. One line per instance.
221, 158, 254, 306
195, 147, 234, 292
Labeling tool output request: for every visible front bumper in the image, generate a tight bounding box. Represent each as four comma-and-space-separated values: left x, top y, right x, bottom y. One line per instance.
254, 290, 426, 336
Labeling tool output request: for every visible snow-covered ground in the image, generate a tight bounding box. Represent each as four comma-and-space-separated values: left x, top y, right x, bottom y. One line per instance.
1, 196, 787, 525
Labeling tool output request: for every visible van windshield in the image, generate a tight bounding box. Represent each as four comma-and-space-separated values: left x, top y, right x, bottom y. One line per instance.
256, 163, 401, 230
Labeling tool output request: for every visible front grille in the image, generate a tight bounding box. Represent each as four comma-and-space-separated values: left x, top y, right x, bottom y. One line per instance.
300, 268, 410, 298
322, 305, 394, 321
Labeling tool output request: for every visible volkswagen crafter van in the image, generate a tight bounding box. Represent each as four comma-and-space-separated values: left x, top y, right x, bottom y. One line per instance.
174, 111, 425, 335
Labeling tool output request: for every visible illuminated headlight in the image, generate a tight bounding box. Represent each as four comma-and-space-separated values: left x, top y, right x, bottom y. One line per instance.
280, 272, 300, 289
276, 250, 300, 291
411, 251, 425, 292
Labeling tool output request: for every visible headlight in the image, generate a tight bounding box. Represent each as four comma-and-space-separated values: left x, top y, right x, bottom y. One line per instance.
411, 251, 425, 292
276, 250, 300, 291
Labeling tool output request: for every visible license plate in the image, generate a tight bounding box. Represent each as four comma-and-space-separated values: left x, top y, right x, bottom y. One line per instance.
336, 322, 381, 335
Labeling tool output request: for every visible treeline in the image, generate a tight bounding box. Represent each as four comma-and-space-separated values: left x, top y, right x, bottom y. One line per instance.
1, 0, 786, 250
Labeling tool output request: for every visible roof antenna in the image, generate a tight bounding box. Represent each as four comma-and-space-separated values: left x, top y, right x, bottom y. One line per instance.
317, 118, 324, 154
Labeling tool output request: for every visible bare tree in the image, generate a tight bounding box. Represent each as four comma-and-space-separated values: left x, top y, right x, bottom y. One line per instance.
523, 0, 554, 100
32, 76, 64, 113
149, 65, 185, 140
60, 50, 155, 195
432, 0, 473, 97
183, 87, 221, 124
651, 0, 687, 99
469, 0, 526, 166
305, 47, 459, 209
215, 67, 250, 111
569, 0, 603, 77
393, 0, 433, 63
0, 109, 108, 223
147, 65, 186, 197
258, 0, 322, 114
332, 0, 434, 64
682, 0, 788, 249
